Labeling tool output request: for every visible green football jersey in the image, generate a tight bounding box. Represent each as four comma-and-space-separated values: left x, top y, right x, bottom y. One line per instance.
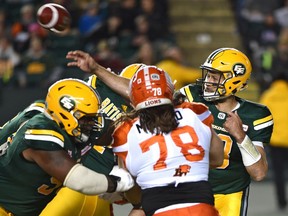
0, 100, 45, 145
179, 84, 273, 194
81, 75, 132, 174
0, 113, 79, 216
86, 75, 131, 120
0, 76, 131, 215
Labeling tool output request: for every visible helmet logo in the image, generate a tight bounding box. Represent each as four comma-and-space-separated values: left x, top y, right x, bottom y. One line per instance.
60, 96, 75, 111
151, 73, 160, 80
233, 64, 246, 76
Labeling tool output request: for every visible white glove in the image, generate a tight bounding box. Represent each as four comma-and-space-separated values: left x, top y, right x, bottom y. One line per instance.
107, 165, 134, 192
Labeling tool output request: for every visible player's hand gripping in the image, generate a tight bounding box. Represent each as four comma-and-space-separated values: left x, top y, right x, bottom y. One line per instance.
223, 111, 246, 143
106, 165, 135, 193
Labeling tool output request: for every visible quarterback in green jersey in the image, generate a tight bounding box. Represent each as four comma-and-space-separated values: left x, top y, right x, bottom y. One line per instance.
0, 78, 134, 216
178, 48, 273, 216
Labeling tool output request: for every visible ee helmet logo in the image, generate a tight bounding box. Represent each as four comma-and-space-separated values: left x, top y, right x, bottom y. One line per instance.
233, 63, 246, 76
60, 96, 75, 111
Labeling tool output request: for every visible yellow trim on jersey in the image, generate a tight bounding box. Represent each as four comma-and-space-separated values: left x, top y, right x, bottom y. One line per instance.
31, 102, 45, 108
121, 104, 128, 112
253, 115, 273, 130
253, 115, 273, 126
93, 145, 105, 154
88, 75, 98, 89
183, 86, 194, 102
25, 134, 64, 147
25, 129, 65, 147
25, 129, 64, 141
26, 102, 45, 113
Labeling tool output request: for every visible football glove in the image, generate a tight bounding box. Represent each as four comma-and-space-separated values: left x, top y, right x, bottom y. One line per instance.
106, 165, 134, 193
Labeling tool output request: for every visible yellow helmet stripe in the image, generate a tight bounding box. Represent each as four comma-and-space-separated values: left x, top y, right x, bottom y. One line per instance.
207, 48, 223, 63
206, 48, 230, 64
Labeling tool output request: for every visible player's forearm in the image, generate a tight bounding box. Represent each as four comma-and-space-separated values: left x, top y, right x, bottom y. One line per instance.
124, 184, 142, 205
64, 164, 135, 195
63, 164, 109, 194
246, 146, 268, 181
91, 65, 130, 100
237, 134, 268, 181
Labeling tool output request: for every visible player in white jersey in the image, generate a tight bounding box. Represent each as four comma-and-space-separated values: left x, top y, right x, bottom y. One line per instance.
111, 66, 223, 216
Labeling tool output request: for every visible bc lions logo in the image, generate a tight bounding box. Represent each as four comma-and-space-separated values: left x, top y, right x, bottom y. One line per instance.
233, 63, 246, 76
60, 96, 75, 111
174, 164, 191, 177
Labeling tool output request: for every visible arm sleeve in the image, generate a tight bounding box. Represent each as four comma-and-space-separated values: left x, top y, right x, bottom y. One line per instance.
63, 164, 109, 195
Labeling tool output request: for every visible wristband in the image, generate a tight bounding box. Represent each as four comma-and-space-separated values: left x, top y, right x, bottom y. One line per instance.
237, 135, 261, 166
106, 175, 120, 193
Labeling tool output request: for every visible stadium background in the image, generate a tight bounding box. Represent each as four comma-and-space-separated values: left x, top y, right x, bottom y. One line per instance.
0, 1, 287, 215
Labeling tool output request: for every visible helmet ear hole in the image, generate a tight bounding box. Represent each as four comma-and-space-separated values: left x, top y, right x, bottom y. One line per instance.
233, 81, 241, 85
60, 113, 68, 120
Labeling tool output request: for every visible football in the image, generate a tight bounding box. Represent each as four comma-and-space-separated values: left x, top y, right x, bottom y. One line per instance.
37, 3, 71, 33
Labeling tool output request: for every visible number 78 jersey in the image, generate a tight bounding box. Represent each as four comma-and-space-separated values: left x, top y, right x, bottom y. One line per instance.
112, 102, 214, 189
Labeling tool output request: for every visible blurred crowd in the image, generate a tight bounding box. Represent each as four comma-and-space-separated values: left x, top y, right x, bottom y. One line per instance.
0, 0, 288, 211
230, 0, 288, 92
2, 0, 288, 93
1, 0, 200, 90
